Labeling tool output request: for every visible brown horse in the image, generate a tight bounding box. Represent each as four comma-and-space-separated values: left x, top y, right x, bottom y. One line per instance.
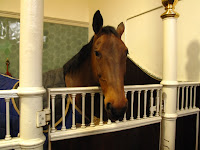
63, 10, 128, 121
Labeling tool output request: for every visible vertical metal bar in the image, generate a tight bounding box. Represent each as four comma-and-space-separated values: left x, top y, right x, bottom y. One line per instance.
51, 95, 56, 132
71, 94, 76, 129
189, 86, 193, 109
123, 91, 127, 122
149, 90, 153, 117
143, 90, 147, 119
137, 91, 141, 120
99, 92, 103, 126
47, 90, 50, 109
160, 89, 163, 116
81, 93, 86, 128
61, 94, 66, 131
5, 98, 11, 140
181, 86, 185, 111
156, 89, 160, 117
193, 86, 197, 108
130, 90, 134, 120
177, 86, 180, 111
185, 86, 189, 109
150, 89, 154, 117
90, 93, 95, 127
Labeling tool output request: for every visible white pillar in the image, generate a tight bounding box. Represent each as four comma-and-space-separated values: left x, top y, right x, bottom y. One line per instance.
160, 0, 179, 150
18, 0, 46, 149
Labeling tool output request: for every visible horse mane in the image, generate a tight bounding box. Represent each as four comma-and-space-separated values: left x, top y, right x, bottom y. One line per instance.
63, 26, 119, 76
100, 26, 119, 38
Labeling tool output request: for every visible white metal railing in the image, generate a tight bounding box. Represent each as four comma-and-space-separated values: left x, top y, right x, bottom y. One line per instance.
176, 82, 200, 150
1, 82, 199, 148
48, 84, 163, 141
176, 82, 200, 116
0, 89, 21, 150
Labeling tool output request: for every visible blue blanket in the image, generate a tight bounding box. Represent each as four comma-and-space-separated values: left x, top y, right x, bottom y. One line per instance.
0, 73, 84, 149
0, 74, 19, 139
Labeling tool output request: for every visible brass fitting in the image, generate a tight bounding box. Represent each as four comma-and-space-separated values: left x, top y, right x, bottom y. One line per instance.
161, 0, 179, 19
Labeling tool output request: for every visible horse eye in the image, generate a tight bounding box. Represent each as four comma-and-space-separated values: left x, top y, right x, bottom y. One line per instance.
95, 51, 101, 57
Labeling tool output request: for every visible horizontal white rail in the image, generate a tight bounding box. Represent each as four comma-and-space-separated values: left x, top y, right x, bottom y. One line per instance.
0, 89, 20, 150
0, 89, 19, 98
176, 82, 200, 116
50, 117, 162, 141
48, 84, 163, 94
48, 84, 163, 141
177, 82, 200, 86
0, 138, 21, 150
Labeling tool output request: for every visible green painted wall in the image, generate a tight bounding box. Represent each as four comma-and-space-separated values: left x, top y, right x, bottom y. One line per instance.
0, 17, 88, 78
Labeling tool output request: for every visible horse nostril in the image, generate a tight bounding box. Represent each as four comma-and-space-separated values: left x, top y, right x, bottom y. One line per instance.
106, 103, 112, 111
98, 74, 101, 78
106, 102, 128, 121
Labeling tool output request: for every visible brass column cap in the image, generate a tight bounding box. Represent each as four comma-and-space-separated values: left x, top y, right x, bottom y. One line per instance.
161, 0, 179, 19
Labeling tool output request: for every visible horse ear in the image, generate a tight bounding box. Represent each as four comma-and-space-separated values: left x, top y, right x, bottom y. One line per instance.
117, 22, 125, 38
92, 10, 103, 34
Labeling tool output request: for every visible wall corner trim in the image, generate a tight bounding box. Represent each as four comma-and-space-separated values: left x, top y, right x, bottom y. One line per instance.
0, 10, 89, 27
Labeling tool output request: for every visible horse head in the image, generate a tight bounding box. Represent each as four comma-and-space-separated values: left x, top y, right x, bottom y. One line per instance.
91, 10, 128, 121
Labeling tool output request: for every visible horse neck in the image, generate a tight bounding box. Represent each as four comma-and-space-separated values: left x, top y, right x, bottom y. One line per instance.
79, 57, 98, 86
65, 57, 98, 87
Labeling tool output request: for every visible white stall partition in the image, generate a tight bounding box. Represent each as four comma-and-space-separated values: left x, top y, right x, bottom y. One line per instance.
48, 84, 163, 141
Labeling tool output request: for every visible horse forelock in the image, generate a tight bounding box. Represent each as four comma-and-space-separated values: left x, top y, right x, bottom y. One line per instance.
99, 26, 120, 38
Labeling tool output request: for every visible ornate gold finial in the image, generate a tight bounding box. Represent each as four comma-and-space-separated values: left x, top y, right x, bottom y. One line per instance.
161, 0, 179, 19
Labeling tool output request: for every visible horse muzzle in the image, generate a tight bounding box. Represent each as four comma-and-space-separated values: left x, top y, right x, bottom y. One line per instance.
106, 100, 128, 121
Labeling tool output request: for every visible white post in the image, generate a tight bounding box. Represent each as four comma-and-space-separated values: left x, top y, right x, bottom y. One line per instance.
143, 90, 147, 119
193, 86, 197, 108
81, 93, 86, 128
189, 86, 193, 109
51, 95, 56, 132
181, 87, 185, 110
156, 90, 160, 117
130, 90, 135, 120
18, 0, 45, 149
90, 93, 95, 127
185, 86, 189, 109
99, 92, 104, 125
137, 91, 141, 120
71, 94, 76, 129
177, 86, 180, 111
150, 90, 154, 117
61, 94, 66, 131
160, 1, 179, 150
5, 98, 11, 140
